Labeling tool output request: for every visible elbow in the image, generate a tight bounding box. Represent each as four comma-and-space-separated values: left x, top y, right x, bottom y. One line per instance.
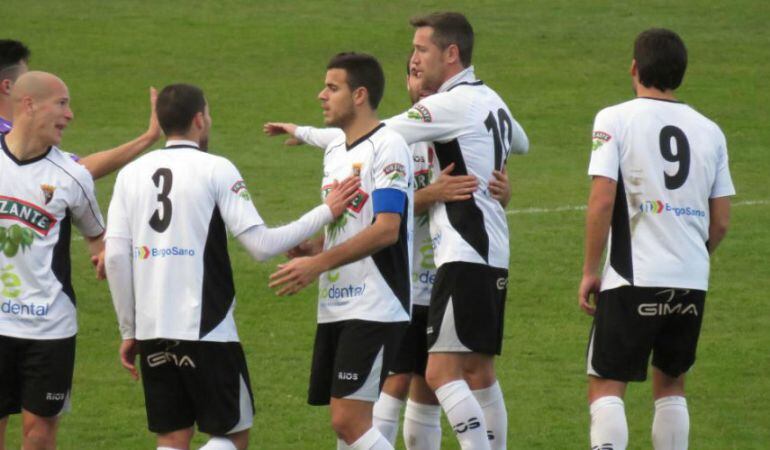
712, 221, 729, 241
381, 224, 401, 247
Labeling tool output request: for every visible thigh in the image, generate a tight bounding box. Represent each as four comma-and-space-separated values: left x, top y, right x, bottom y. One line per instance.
19, 336, 75, 417
652, 289, 706, 378
139, 339, 195, 433
428, 262, 507, 355
587, 286, 662, 382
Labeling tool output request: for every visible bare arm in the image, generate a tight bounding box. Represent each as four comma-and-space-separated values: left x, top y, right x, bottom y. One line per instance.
78, 88, 161, 180
488, 167, 511, 208
708, 196, 731, 254
268, 212, 402, 295
578, 176, 616, 315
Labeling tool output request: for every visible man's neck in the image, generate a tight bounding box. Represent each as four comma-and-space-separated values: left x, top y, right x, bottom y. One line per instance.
165, 134, 200, 146
0, 101, 12, 125
635, 85, 678, 101
4, 123, 50, 161
342, 112, 380, 147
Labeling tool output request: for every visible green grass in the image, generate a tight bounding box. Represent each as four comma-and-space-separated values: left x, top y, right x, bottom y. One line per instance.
3, 0, 769, 448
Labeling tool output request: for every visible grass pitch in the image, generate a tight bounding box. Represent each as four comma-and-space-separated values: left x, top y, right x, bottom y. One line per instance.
4, 0, 769, 448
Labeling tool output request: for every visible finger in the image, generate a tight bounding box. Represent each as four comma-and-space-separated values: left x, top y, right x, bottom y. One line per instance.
448, 194, 473, 201
491, 170, 506, 181
440, 162, 455, 175
268, 271, 298, 287
149, 86, 158, 104
284, 137, 302, 146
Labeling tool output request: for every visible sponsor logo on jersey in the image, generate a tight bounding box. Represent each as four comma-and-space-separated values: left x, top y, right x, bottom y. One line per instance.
0, 195, 57, 236
327, 271, 340, 282
414, 169, 431, 190
1, 265, 22, 298
639, 200, 706, 218
407, 104, 432, 123
147, 351, 196, 368
591, 130, 612, 151
230, 180, 251, 201
337, 371, 359, 381
638, 289, 698, 316
40, 184, 56, 205
320, 282, 367, 300
323, 184, 369, 214
134, 245, 196, 260
0, 225, 36, 258
1, 299, 49, 317
383, 163, 406, 181
413, 270, 436, 285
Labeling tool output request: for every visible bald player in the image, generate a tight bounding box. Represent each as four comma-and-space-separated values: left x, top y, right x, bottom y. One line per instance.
0, 39, 160, 180
0, 71, 105, 450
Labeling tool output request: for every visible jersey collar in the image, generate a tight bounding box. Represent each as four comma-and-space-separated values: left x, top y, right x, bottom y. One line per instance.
638, 96, 685, 104
438, 66, 480, 93
163, 139, 200, 150
346, 123, 385, 151
1, 133, 53, 166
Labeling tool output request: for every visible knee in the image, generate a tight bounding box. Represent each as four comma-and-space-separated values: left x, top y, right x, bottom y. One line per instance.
23, 421, 57, 450
463, 365, 496, 389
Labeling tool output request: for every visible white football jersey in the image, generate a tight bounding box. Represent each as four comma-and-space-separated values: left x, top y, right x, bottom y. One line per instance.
0, 135, 105, 339
411, 142, 437, 307
318, 125, 413, 323
589, 98, 735, 291
385, 66, 528, 269
106, 140, 264, 342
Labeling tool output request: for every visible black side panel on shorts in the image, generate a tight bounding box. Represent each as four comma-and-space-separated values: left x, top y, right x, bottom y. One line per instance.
51, 211, 75, 305
434, 139, 489, 262
371, 196, 410, 314
610, 171, 633, 284
199, 206, 235, 339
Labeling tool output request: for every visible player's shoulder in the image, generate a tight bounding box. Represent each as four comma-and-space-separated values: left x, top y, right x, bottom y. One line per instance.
45, 146, 94, 186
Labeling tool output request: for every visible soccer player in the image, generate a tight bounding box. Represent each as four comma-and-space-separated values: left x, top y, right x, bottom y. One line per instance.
268, 53, 413, 450
0, 71, 105, 450
264, 58, 513, 450
104, 83, 359, 450
0, 39, 161, 180
380, 12, 528, 450
579, 28, 734, 450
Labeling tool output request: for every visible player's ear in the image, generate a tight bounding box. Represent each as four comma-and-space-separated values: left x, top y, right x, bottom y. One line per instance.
445, 44, 460, 65
352, 86, 368, 107
630, 59, 638, 77
192, 111, 204, 130
0, 79, 11, 95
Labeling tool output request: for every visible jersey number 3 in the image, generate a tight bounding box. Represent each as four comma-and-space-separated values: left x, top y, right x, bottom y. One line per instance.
659, 125, 690, 190
149, 168, 173, 233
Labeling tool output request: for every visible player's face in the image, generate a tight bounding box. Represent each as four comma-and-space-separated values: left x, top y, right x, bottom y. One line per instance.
407, 65, 435, 105
318, 68, 355, 128
411, 27, 447, 92
33, 79, 73, 147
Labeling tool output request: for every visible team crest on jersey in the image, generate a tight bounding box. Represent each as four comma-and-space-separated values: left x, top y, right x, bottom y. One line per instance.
0, 195, 56, 236
591, 131, 612, 151
230, 180, 251, 201
407, 104, 432, 123
348, 189, 369, 213
40, 184, 56, 205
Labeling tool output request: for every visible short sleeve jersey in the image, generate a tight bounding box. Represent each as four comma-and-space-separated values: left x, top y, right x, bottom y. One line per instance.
385, 66, 528, 269
411, 142, 437, 307
106, 141, 264, 342
0, 135, 105, 339
588, 98, 735, 291
318, 124, 413, 323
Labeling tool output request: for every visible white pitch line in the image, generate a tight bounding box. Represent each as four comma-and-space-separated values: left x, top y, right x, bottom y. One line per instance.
506, 198, 769, 216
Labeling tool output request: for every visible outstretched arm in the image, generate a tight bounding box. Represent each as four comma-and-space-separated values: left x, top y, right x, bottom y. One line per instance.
78, 87, 161, 180
578, 176, 616, 316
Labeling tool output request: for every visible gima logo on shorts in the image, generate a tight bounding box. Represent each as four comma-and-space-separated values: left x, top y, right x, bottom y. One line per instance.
134, 245, 196, 260
639, 200, 706, 218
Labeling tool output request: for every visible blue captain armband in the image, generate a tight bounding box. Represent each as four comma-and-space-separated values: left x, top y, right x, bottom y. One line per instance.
372, 188, 406, 215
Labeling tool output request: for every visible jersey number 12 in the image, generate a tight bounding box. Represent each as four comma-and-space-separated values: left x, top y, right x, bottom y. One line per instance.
484, 109, 514, 171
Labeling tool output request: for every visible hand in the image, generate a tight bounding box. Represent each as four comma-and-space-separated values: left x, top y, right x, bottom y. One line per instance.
433, 163, 478, 202
119, 339, 139, 380
324, 176, 361, 218
578, 273, 601, 316
91, 251, 106, 280
145, 87, 161, 141
287, 238, 323, 259
269, 256, 323, 296
263, 122, 298, 137
489, 167, 511, 207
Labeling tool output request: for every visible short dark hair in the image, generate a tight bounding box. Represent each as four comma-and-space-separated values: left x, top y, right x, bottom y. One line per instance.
326, 52, 385, 110
156, 84, 206, 136
0, 40, 31, 80
634, 28, 687, 91
410, 12, 474, 67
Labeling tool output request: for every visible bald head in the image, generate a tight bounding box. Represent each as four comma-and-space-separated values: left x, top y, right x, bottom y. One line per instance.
11, 71, 67, 105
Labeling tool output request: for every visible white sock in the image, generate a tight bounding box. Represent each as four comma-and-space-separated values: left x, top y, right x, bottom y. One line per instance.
435, 380, 491, 450
347, 427, 394, 450
198, 436, 237, 450
373, 392, 405, 445
472, 381, 507, 450
590, 396, 628, 450
652, 396, 689, 450
158, 447, 182, 450
403, 399, 442, 450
